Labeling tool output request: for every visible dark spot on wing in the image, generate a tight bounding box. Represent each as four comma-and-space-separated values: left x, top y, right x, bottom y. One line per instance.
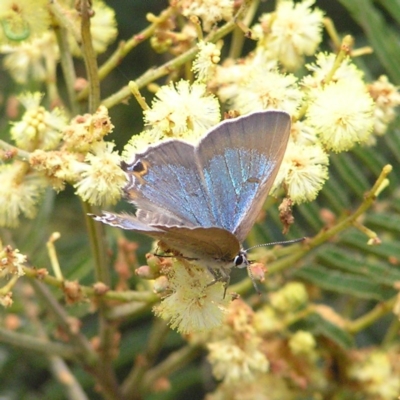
246, 177, 260, 184
123, 159, 149, 179
121, 160, 147, 174
133, 160, 145, 173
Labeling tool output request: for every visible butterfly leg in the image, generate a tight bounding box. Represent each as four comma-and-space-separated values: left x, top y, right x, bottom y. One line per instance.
206, 267, 231, 298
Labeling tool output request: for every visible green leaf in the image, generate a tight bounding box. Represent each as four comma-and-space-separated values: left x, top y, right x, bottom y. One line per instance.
293, 263, 394, 300
377, 0, 400, 26
330, 152, 370, 198
316, 246, 400, 286
319, 173, 351, 213
352, 145, 391, 183
304, 313, 354, 349
383, 127, 400, 168
365, 212, 400, 235
393, 198, 400, 213
296, 201, 324, 232
340, 230, 400, 261
338, 0, 400, 83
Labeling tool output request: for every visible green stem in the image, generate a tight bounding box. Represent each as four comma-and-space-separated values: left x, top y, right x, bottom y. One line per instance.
78, 0, 114, 374
80, 0, 100, 112
0, 139, 30, 162
49, 357, 89, 400
22, 285, 90, 400
345, 296, 396, 334
101, 3, 249, 109
382, 317, 400, 345
82, 204, 120, 395
106, 301, 155, 320
31, 279, 121, 400
0, 327, 79, 359
122, 319, 170, 398
324, 35, 353, 85
30, 280, 97, 363
53, 24, 80, 115
83, 203, 110, 284
77, 7, 176, 102
229, 0, 260, 59
23, 265, 158, 302
48, 0, 81, 44
140, 344, 202, 396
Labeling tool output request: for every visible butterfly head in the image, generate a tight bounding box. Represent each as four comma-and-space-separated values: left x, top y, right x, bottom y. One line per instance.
233, 250, 263, 295
233, 250, 249, 269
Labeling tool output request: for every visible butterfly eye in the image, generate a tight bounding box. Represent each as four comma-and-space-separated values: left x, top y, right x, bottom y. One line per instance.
233, 252, 248, 268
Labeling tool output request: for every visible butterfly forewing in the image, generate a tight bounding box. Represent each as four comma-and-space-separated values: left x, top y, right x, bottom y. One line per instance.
196, 111, 291, 242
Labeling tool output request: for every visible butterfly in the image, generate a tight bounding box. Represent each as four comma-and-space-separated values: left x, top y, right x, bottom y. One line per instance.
92, 110, 291, 290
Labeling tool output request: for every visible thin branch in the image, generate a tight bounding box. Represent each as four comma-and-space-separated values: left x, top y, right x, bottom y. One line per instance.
23, 265, 158, 302
140, 344, 202, 396
122, 319, 170, 398
101, 2, 249, 109
0, 327, 79, 360
49, 356, 90, 400
346, 296, 397, 334
80, 0, 100, 112
53, 24, 80, 115
30, 279, 97, 362
0, 139, 30, 162
77, 7, 176, 101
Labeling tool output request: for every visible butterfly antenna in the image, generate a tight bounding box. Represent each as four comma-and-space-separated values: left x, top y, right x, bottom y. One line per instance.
246, 265, 261, 295
245, 237, 306, 252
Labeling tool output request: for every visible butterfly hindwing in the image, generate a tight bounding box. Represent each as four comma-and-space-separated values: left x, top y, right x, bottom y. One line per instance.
123, 139, 216, 228
92, 212, 240, 267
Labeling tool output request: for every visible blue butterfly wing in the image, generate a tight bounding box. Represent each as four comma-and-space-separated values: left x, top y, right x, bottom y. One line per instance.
196, 110, 291, 242
99, 110, 290, 262
123, 139, 217, 228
